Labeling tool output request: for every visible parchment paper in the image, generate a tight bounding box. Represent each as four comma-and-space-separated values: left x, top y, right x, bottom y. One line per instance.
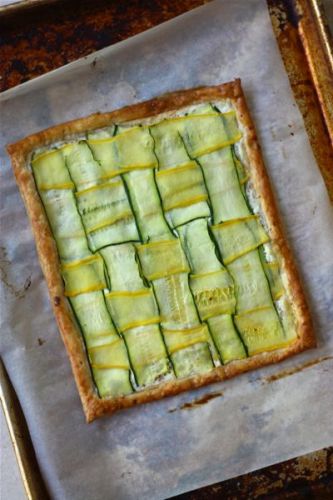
1, 1, 333, 498
323, 0, 333, 31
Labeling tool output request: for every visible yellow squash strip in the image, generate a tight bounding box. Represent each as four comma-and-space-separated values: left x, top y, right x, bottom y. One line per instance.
165, 194, 208, 211
87, 210, 134, 234
156, 161, 197, 176
75, 179, 123, 197
87, 126, 142, 144
38, 183, 74, 190
105, 289, 152, 298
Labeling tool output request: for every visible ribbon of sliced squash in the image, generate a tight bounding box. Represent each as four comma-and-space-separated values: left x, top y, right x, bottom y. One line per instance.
177, 218, 242, 364
136, 239, 190, 281
156, 161, 208, 211
124, 168, 173, 243
75, 179, 129, 232
178, 112, 242, 158
104, 289, 160, 332
263, 261, 284, 300
101, 244, 144, 291
61, 255, 106, 297
190, 269, 236, 320
212, 215, 270, 264
88, 339, 133, 397
122, 324, 171, 386
32, 149, 75, 191
70, 291, 118, 348
75, 178, 139, 249
87, 127, 157, 177
62, 142, 103, 191
40, 189, 91, 261
163, 325, 214, 378
101, 243, 173, 386
88, 338, 130, 369
151, 111, 241, 160
227, 250, 274, 313
163, 324, 209, 354
198, 147, 251, 223
234, 305, 294, 356
207, 315, 246, 364
153, 273, 199, 329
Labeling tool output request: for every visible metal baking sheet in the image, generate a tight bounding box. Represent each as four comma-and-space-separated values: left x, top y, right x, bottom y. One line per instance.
1, 1, 333, 499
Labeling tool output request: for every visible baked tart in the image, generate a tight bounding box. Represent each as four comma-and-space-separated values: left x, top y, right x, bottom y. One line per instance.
7, 80, 315, 422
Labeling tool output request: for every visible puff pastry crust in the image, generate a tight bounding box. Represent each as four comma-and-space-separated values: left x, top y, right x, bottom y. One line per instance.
7, 80, 315, 422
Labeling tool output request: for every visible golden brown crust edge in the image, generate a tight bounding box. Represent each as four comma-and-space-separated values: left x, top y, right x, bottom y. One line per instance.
7, 79, 316, 423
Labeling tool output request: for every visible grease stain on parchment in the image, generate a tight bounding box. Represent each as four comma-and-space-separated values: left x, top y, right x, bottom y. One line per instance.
0, 246, 32, 299
168, 391, 223, 413
263, 356, 333, 383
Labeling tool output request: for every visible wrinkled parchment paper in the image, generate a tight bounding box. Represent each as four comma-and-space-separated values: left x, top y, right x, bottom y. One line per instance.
1, 1, 333, 498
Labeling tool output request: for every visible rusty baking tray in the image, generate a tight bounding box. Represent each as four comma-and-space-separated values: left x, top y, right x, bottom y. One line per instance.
1, 1, 333, 499
268, 0, 333, 201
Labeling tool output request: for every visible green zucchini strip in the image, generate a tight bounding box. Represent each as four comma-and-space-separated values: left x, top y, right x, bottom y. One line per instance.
178, 219, 246, 363
105, 289, 160, 333
155, 161, 210, 227
75, 180, 139, 251
61, 255, 106, 297
101, 244, 173, 387
62, 142, 104, 191
136, 239, 190, 281
259, 245, 297, 342
163, 324, 213, 378
123, 168, 172, 242
38, 189, 91, 261
262, 261, 284, 301
70, 291, 133, 398
150, 111, 241, 161
174, 106, 296, 354
32, 150, 91, 261
87, 127, 157, 178
211, 215, 270, 265
88, 339, 133, 397
150, 117, 210, 228
32, 149, 74, 190
234, 306, 287, 356
198, 147, 251, 223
